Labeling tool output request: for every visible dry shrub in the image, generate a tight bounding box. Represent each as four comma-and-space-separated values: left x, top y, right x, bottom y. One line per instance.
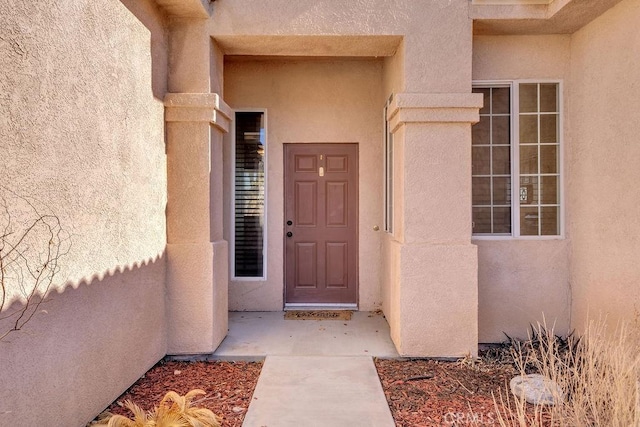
494, 317, 640, 427
91, 389, 222, 427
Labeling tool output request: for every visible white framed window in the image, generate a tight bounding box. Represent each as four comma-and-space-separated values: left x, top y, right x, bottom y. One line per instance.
472, 81, 562, 238
384, 94, 394, 233
232, 110, 267, 279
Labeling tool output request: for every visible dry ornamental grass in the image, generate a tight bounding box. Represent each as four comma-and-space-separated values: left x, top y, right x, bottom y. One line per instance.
493, 319, 640, 427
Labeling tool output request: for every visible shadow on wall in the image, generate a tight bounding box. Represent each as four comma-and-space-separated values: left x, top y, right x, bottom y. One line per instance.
120, 0, 169, 100
0, 253, 167, 427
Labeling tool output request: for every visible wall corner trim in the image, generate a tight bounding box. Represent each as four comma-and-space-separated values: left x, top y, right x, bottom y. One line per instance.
387, 93, 483, 132
164, 93, 232, 132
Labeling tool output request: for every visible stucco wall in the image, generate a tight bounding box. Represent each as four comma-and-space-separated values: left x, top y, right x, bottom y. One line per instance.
472, 35, 572, 342
223, 58, 385, 311
380, 44, 404, 345
475, 240, 571, 342
567, 0, 640, 331
0, 1, 168, 425
211, 0, 471, 92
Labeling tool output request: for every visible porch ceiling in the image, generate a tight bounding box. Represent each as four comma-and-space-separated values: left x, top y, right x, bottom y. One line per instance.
214, 35, 402, 57
472, 0, 624, 34
154, 0, 211, 18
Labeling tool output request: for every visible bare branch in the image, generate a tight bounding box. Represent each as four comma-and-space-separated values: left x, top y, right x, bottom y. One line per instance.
0, 187, 70, 341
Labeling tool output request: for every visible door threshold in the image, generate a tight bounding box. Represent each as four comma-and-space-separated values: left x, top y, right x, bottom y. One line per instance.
284, 303, 357, 311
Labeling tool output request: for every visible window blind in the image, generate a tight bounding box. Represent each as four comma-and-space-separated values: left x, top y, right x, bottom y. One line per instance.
234, 112, 265, 277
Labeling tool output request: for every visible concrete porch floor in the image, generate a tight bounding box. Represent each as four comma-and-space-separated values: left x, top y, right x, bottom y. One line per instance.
208, 311, 398, 426
212, 311, 399, 359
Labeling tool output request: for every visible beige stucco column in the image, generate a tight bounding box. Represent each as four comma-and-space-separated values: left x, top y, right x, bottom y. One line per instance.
164, 94, 231, 355
388, 93, 483, 357
164, 16, 230, 354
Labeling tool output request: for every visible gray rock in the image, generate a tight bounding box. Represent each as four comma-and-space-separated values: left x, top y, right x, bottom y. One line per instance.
510, 374, 563, 405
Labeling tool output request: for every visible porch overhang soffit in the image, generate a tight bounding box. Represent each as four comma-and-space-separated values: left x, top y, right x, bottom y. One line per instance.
154, 0, 212, 18
164, 93, 232, 133
214, 35, 402, 57
386, 93, 483, 134
470, 0, 625, 35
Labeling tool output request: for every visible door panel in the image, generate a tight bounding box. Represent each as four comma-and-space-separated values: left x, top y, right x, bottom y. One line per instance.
284, 143, 358, 304
326, 182, 347, 226
295, 243, 317, 287
326, 242, 348, 288
295, 181, 317, 226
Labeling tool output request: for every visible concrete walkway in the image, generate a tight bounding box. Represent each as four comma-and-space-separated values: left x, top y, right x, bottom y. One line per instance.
243, 356, 395, 427
212, 312, 397, 427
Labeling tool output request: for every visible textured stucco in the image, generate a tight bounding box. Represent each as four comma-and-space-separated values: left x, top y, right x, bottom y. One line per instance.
399, 244, 478, 357
211, 0, 473, 93
380, 46, 404, 340
472, 35, 572, 342
476, 240, 571, 342
168, 18, 211, 93
473, 34, 571, 81
0, 0, 168, 425
223, 58, 385, 311
567, 0, 640, 331
389, 121, 479, 356
472, 0, 623, 35
0, 0, 168, 288
0, 261, 165, 426
215, 35, 402, 57
156, 0, 211, 18
166, 241, 227, 354
164, 27, 229, 354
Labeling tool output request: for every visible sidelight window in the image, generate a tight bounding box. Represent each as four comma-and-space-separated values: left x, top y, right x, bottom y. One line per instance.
233, 111, 266, 278
472, 82, 562, 238
384, 95, 394, 233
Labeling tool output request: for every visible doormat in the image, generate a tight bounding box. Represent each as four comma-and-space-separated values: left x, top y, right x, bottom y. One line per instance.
284, 310, 353, 321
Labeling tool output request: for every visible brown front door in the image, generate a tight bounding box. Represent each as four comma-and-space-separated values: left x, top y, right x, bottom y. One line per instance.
284, 143, 358, 304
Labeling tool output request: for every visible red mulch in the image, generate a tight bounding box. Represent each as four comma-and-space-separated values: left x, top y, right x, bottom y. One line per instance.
95, 355, 548, 427
98, 360, 262, 427
375, 357, 551, 427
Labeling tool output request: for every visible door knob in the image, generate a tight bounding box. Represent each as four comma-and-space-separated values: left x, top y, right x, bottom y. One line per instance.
287, 220, 293, 226
286, 231, 293, 237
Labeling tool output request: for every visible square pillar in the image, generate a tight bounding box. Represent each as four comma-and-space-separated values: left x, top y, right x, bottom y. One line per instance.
164, 93, 232, 354
387, 93, 483, 357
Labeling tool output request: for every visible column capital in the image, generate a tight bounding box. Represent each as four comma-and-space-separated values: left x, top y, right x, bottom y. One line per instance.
164, 93, 233, 133
387, 92, 483, 132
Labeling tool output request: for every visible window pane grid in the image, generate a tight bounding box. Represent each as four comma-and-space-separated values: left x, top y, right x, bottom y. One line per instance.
472, 86, 512, 235
518, 83, 560, 236
473, 81, 561, 238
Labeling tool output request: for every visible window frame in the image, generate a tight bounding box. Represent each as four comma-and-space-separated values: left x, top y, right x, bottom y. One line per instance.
230, 108, 268, 281
471, 79, 565, 240
383, 94, 394, 234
